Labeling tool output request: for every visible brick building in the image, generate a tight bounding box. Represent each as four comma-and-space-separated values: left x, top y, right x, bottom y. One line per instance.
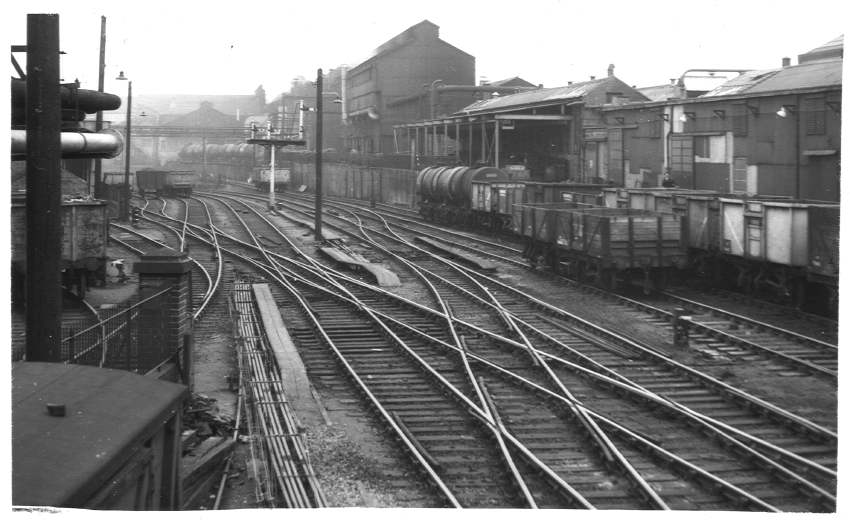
343, 20, 475, 154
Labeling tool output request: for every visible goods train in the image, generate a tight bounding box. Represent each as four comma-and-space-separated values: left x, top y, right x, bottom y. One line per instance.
136, 168, 198, 197
414, 166, 839, 311
249, 165, 291, 192
416, 164, 606, 228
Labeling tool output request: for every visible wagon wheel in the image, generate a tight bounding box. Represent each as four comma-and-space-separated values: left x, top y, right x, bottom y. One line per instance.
547, 248, 560, 275
599, 269, 617, 291
790, 277, 807, 310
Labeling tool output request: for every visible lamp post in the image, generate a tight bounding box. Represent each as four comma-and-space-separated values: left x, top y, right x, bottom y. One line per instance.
116, 71, 131, 221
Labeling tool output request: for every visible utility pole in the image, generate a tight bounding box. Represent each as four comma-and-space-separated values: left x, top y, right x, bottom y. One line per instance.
314, 69, 323, 241
26, 13, 63, 362
93, 15, 106, 198
268, 121, 276, 209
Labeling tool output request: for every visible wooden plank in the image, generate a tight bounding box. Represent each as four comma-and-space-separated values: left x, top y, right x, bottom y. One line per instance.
252, 284, 320, 417
414, 236, 497, 271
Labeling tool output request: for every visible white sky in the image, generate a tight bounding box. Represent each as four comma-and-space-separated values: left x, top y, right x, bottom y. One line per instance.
5, 0, 847, 100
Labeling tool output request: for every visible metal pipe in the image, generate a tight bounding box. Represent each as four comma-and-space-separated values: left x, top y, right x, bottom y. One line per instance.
11, 129, 124, 160
11, 78, 121, 114
25, 13, 62, 362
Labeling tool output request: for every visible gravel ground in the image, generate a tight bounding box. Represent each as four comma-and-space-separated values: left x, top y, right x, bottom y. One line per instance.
116, 200, 837, 510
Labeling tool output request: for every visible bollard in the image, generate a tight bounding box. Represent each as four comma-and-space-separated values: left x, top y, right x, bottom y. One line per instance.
673, 307, 691, 347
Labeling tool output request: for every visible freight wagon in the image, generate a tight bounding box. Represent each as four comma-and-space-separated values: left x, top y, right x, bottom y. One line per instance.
11, 194, 109, 299
136, 168, 197, 197
250, 165, 290, 192
602, 187, 839, 311
513, 202, 685, 290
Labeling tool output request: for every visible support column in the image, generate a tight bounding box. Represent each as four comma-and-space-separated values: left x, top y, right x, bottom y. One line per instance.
26, 14, 62, 362
134, 248, 194, 388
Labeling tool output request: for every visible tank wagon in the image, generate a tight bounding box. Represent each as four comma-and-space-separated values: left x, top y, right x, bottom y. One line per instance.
603, 187, 839, 311
416, 165, 606, 228
417, 166, 509, 224
136, 168, 197, 197
11, 194, 109, 299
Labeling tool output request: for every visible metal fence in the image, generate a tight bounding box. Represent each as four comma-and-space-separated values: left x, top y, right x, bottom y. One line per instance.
57, 286, 174, 373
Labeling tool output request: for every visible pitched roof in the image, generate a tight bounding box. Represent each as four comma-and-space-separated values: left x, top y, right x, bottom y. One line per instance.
457, 76, 648, 114
164, 101, 242, 127
487, 77, 537, 88
701, 58, 842, 98
701, 69, 780, 97
638, 83, 686, 101
799, 34, 843, 63
351, 19, 472, 71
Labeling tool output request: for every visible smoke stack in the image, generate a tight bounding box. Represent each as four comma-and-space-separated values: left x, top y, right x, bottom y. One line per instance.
608, 64, 615, 77
782, 57, 791, 67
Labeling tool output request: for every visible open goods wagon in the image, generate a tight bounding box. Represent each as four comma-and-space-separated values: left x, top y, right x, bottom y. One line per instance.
136, 168, 197, 197
466, 179, 606, 230
514, 202, 685, 290
250, 165, 290, 192
602, 187, 838, 310
11, 194, 108, 299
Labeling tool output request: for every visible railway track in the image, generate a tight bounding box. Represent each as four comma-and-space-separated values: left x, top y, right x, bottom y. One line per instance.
254, 189, 839, 381
201, 189, 836, 511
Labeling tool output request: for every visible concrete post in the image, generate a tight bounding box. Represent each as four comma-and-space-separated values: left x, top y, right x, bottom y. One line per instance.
134, 248, 193, 388
673, 307, 691, 348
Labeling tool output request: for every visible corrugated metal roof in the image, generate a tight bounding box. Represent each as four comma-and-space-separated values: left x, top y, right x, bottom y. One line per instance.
701, 69, 780, 97
458, 77, 610, 114
745, 58, 842, 93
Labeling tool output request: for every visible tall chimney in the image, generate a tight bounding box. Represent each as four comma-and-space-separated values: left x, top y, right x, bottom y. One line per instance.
782, 57, 791, 67
608, 64, 615, 77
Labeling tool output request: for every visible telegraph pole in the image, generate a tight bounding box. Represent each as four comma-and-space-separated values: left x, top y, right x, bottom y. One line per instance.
26, 13, 63, 362
314, 69, 323, 241
93, 15, 106, 198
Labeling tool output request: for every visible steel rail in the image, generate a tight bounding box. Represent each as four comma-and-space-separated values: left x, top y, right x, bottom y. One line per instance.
270, 209, 838, 503
186, 195, 594, 508
156, 193, 832, 510
349, 209, 668, 509
200, 194, 463, 507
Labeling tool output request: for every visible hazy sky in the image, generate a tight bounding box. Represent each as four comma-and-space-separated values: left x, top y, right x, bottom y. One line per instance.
5, 0, 848, 100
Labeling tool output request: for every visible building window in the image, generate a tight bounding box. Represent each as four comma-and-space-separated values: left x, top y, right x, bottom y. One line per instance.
694, 136, 710, 158
693, 135, 726, 163
804, 97, 826, 135
732, 104, 748, 136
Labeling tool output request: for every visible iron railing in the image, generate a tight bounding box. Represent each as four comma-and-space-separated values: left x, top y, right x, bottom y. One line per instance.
57, 286, 173, 373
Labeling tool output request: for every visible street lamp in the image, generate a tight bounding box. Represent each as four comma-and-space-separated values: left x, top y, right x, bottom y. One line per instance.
116, 70, 131, 221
